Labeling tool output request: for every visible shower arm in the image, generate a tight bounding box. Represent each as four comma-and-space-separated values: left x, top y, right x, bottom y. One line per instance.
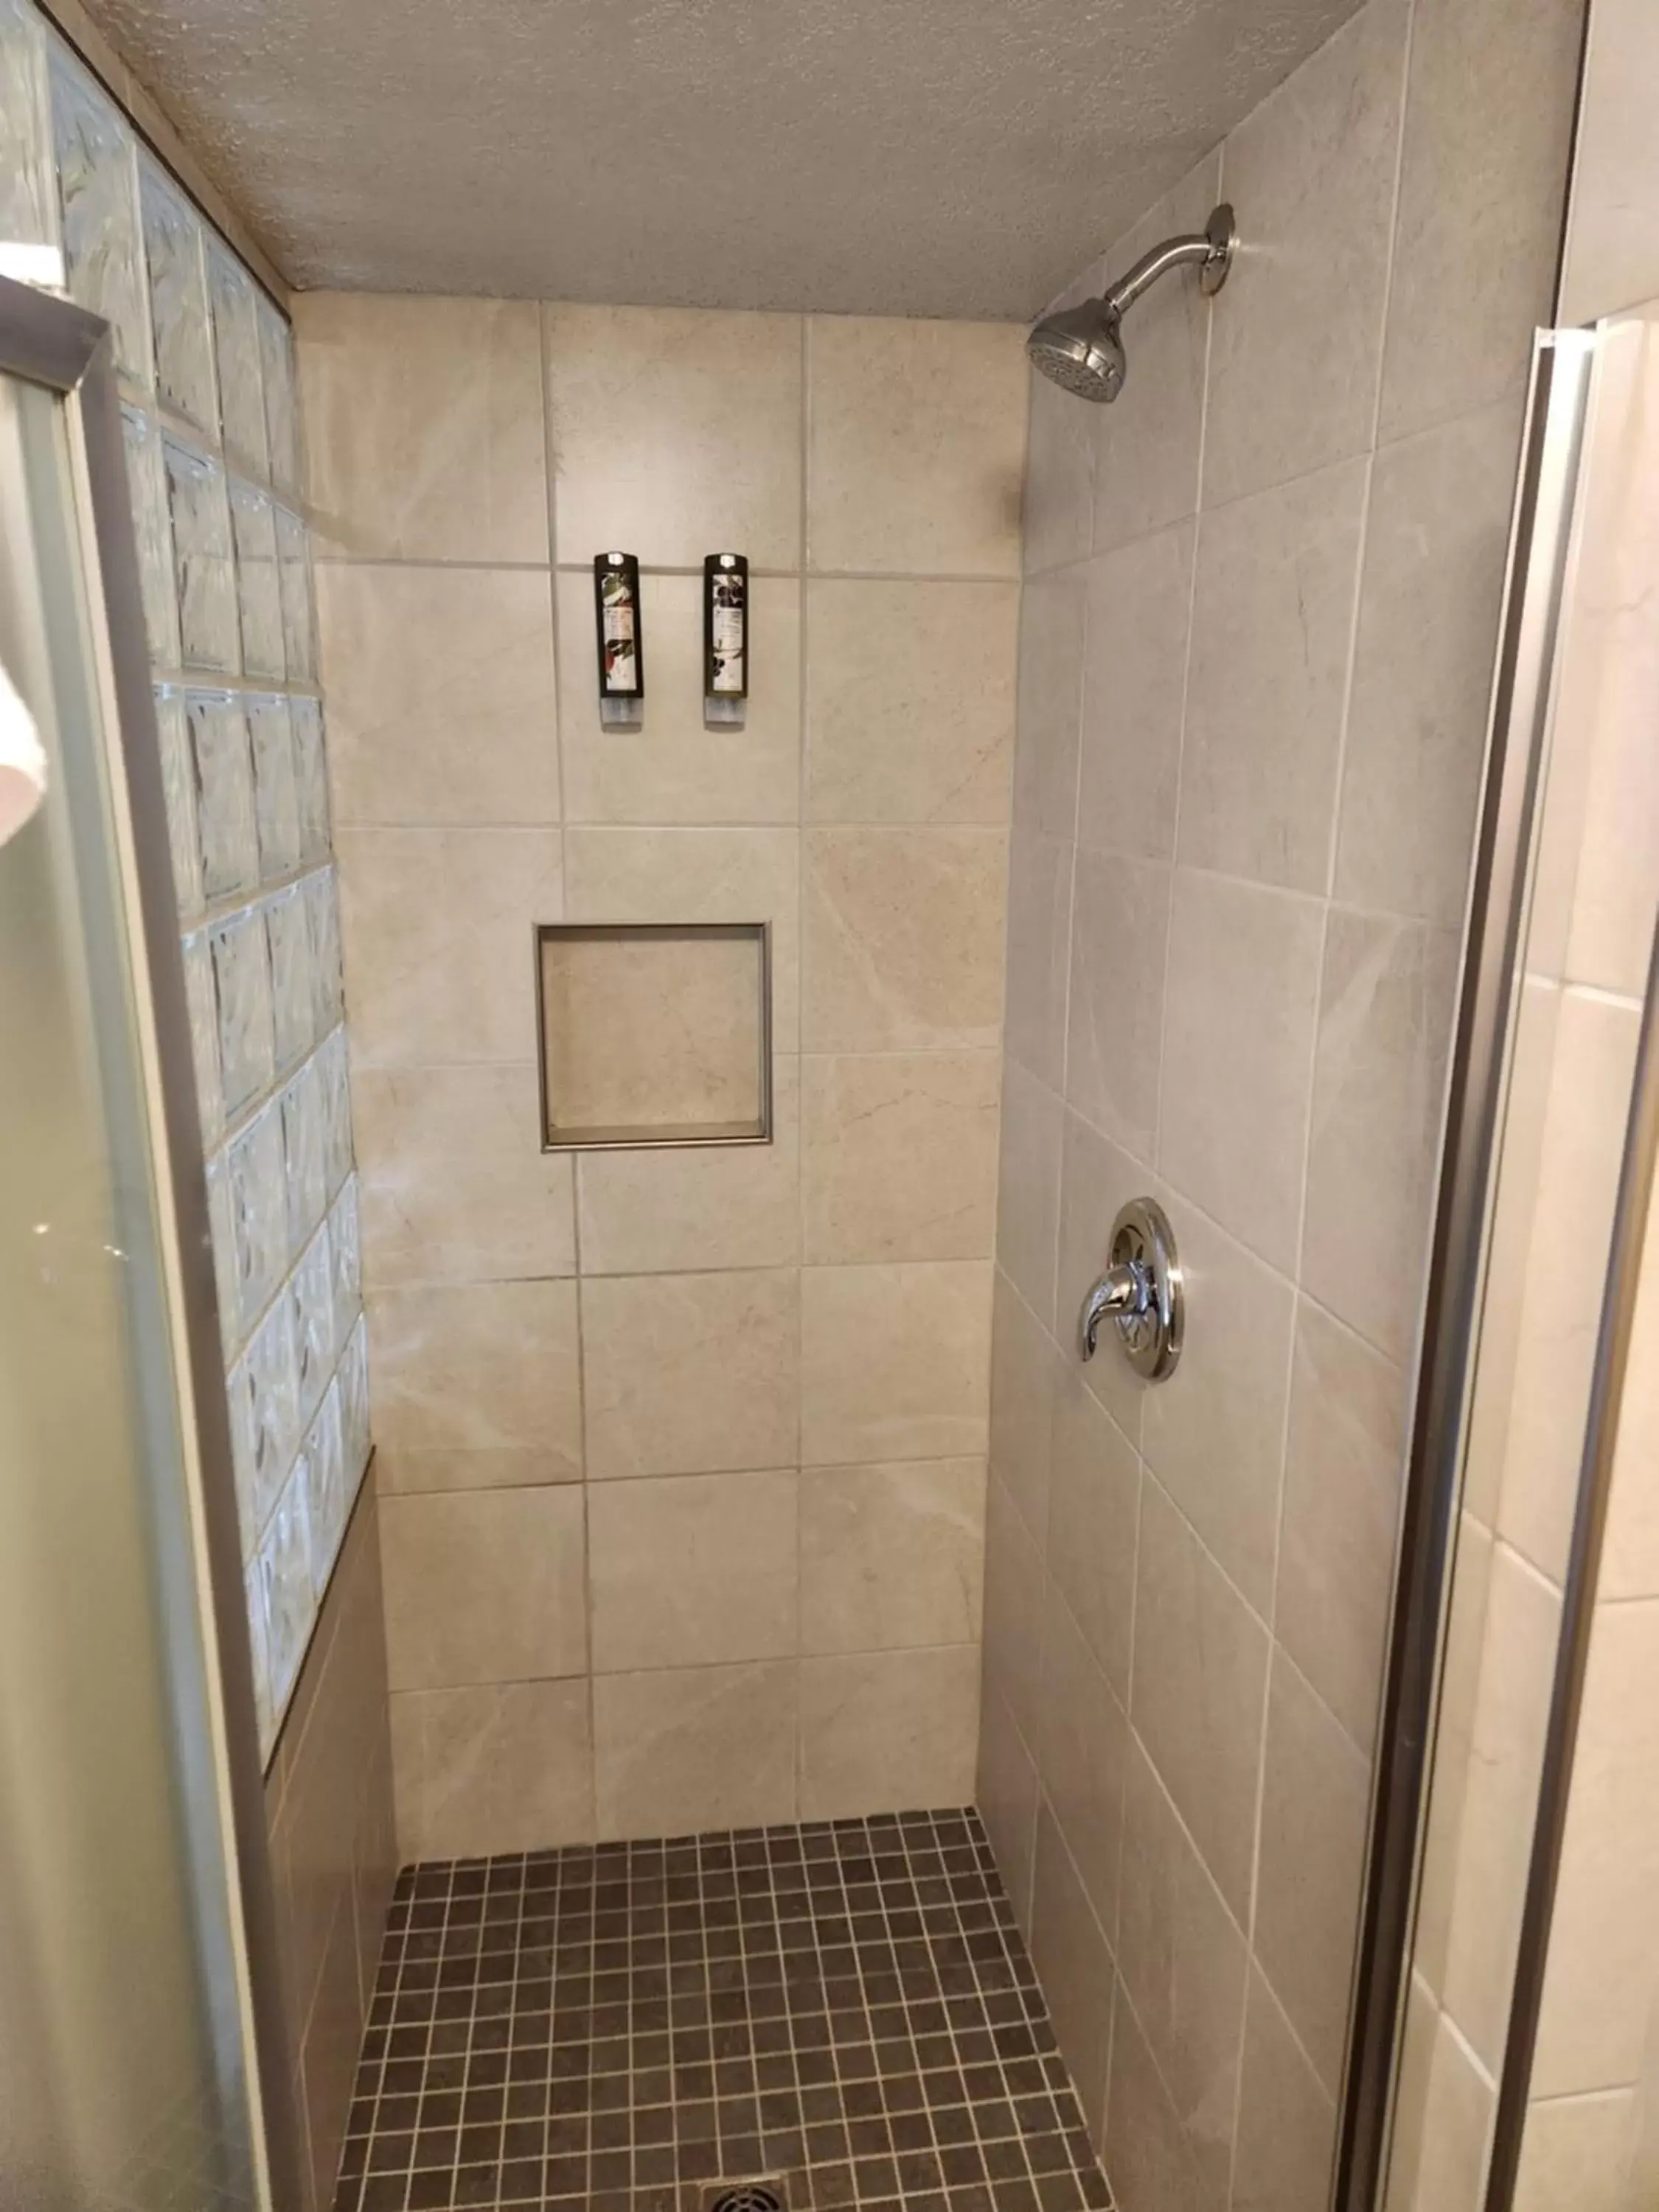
1102, 206, 1237, 316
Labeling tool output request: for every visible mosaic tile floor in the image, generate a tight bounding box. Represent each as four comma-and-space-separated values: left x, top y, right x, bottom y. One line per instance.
335, 1807, 1114, 2212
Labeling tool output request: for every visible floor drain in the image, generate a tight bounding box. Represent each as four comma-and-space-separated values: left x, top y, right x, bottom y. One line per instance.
703, 2185, 785, 2212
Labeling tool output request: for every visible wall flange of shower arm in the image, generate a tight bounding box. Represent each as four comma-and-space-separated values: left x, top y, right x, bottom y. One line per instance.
1027, 203, 1237, 402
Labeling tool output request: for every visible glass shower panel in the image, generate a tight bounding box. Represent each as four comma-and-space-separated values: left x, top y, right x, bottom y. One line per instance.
0, 364, 260, 2199
1381, 309, 1659, 2212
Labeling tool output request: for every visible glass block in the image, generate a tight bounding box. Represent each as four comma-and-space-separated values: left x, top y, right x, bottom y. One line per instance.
259, 1460, 313, 1716
205, 1146, 238, 1357
231, 479, 284, 681
187, 689, 257, 900
48, 48, 149, 383
275, 505, 316, 682
154, 684, 202, 919
138, 156, 215, 431
181, 926, 223, 1147
265, 883, 312, 1071
246, 1561, 273, 1764
206, 240, 267, 479
121, 405, 180, 669
282, 1055, 327, 1252
163, 433, 239, 672
306, 1381, 347, 1598
341, 1312, 370, 1484
1, 0, 59, 265
236, 1288, 299, 1537
305, 867, 342, 1040
257, 294, 300, 496
210, 906, 274, 1120
328, 1175, 361, 1352
291, 1221, 333, 1422
316, 1023, 354, 1196
247, 694, 299, 879
290, 696, 330, 863
229, 1097, 285, 1335
226, 1338, 259, 1561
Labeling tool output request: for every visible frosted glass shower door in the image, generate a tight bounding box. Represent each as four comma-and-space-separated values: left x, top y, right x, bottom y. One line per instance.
0, 284, 268, 2205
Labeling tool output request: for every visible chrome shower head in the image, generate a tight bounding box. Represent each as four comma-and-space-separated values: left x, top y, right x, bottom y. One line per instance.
1028, 202, 1237, 403
1026, 299, 1126, 403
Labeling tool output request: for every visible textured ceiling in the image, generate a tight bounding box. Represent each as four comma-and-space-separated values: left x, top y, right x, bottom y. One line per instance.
90, 0, 1363, 319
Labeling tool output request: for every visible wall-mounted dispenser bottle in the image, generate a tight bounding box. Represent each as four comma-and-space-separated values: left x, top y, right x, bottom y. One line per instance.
703, 553, 748, 728
594, 552, 644, 728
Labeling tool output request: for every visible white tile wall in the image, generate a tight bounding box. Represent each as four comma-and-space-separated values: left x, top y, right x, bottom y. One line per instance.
3, 0, 368, 1763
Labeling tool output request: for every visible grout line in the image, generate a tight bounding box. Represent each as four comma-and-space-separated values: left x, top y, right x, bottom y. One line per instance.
538, 300, 602, 1851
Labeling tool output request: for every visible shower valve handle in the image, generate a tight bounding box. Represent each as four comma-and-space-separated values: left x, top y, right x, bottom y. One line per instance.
1078, 1261, 1151, 1358
1075, 1197, 1184, 1382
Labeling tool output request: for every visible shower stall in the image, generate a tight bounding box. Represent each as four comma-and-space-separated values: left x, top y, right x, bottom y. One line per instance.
4, 0, 1657, 2208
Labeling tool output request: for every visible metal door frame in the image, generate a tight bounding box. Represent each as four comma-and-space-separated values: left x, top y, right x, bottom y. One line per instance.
0, 267, 301, 2212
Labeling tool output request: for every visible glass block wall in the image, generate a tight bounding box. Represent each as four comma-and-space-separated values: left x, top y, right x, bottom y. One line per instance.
1, 0, 370, 1764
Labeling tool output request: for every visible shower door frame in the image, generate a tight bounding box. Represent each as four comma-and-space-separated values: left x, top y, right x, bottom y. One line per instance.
0, 268, 302, 2211
1331, 325, 1597, 2212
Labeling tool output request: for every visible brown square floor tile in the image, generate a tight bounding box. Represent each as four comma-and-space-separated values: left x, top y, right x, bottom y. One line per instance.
333, 1812, 1113, 2212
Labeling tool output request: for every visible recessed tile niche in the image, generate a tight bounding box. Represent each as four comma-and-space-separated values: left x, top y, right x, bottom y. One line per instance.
536, 922, 772, 1150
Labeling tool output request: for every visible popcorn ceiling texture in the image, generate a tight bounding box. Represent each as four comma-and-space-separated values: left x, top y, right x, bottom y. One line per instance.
74, 0, 1360, 318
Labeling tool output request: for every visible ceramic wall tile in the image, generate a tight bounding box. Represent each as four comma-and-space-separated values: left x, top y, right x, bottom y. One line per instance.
1116, 1736, 1249, 2207
546, 302, 802, 569
334, 827, 563, 1067
1037, 1596, 1130, 1944
594, 1661, 797, 1843
320, 563, 559, 829
1179, 457, 1368, 894
1336, 403, 1523, 924
808, 578, 1017, 826
369, 1278, 582, 1495
1047, 1365, 1139, 1707
1076, 522, 1192, 863
582, 1268, 799, 1480
1201, 0, 1409, 507
1301, 910, 1460, 1363
1130, 1478, 1271, 1923
1159, 872, 1324, 1273
380, 1485, 587, 1693
391, 1681, 593, 1862
1064, 846, 1169, 1161
1253, 1654, 1372, 2093
800, 1259, 991, 1468
590, 1471, 798, 1674
294, 293, 547, 563
799, 1646, 981, 1820
799, 1458, 985, 1655
352, 1062, 574, 1290
1379, 0, 1583, 442
804, 827, 1007, 1051
807, 315, 1027, 577
802, 1051, 999, 1265
1278, 1298, 1405, 1750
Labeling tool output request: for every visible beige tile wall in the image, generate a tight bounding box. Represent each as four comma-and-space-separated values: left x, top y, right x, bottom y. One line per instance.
296, 294, 1026, 1857
976, 0, 1582, 2204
